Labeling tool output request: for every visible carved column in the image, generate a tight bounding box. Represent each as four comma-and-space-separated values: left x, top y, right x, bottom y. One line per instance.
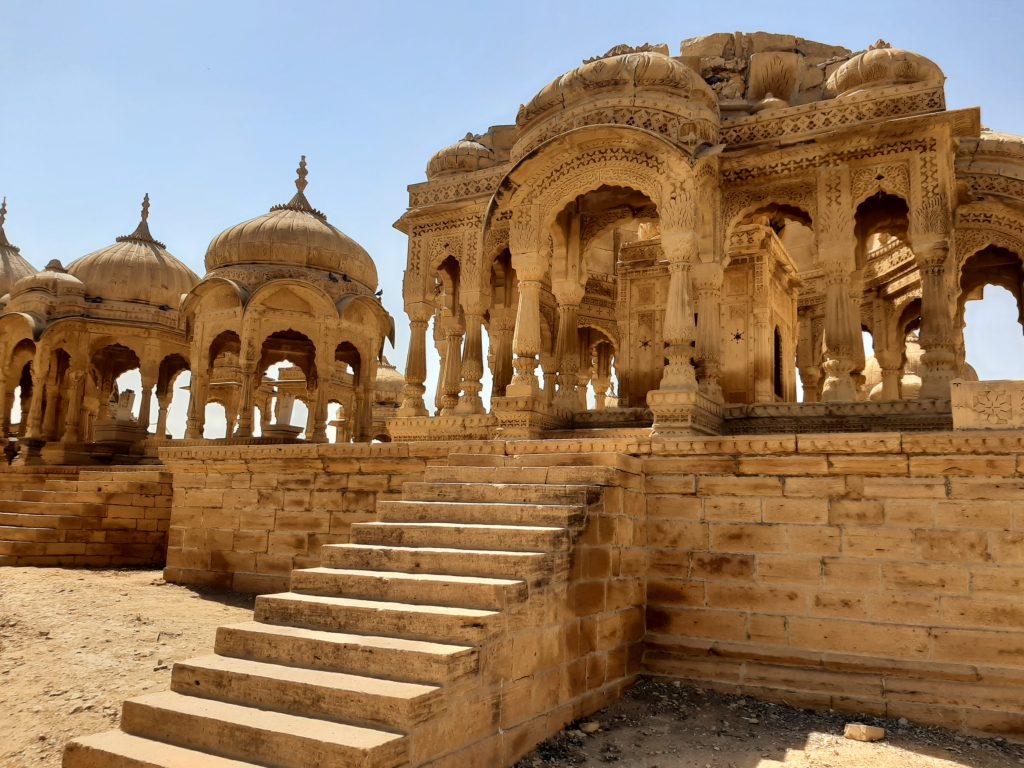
137, 354, 159, 434
438, 319, 464, 415
233, 366, 258, 437
61, 370, 86, 443
507, 265, 544, 398
796, 309, 820, 403
592, 342, 613, 411
657, 228, 698, 392
552, 279, 584, 410
752, 308, 773, 402
915, 243, 957, 399
817, 166, 859, 402
24, 350, 50, 440
455, 303, 485, 415
155, 389, 172, 439
185, 371, 208, 439
489, 308, 515, 399
398, 302, 432, 418
692, 261, 724, 401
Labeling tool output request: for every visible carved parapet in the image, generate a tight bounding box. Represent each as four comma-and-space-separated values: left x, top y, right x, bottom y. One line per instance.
951, 379, 1024, 430
386, 414, 498, 442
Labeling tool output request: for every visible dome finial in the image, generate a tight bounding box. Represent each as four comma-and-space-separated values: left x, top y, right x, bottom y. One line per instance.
272, 154, 327, 221
116, 193, 166, 248
0, 197, 14, 250
296, 155, 308, 194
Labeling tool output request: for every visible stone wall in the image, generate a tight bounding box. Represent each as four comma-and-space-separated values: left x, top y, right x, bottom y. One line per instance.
0, 467, 172, 566
158, 431, 1024, 736
160, 442, 502, 593
642, 430, 1024, 735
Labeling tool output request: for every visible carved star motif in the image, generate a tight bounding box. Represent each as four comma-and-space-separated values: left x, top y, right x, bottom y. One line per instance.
639, 339, 651, 349
732, 330, 744, 342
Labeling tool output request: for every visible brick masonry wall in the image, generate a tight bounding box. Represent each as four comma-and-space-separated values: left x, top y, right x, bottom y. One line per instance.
160, 442, 500, 593
642, 430, 1024, 735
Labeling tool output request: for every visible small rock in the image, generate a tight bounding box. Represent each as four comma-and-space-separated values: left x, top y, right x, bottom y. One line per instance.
897, 717, 909, 726
580, 721, 601, 734
844, 723, 886, 742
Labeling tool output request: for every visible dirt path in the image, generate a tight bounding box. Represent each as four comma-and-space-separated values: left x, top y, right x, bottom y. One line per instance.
1, 568, 1021, 768
518, 678, 1024, 768
0, 567, 253, 767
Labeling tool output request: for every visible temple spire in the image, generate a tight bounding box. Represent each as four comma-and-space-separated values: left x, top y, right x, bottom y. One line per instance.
272, 154, 326, 221
0, 197, 16, 251
117, 193, 166, 248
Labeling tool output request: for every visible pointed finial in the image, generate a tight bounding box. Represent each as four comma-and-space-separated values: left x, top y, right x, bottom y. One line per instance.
0, 196, 12, 249
296, 155, 308, 194
117, 193, 165, 248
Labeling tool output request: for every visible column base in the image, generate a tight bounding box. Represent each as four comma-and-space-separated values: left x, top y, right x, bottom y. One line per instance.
647, 388, 723, 437
386, 413, 498, 442
492, 395, 566, 439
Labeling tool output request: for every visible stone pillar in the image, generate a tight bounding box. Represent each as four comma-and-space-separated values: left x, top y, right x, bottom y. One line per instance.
24, 352, 49, 440
820, 264, 860, 401
233, 367, 258, 437
137, 366, 157, 434
41, 364, 61, 441
439, 320, 464, 415
398, 303, 432, 417
915, 242, 957, 399
553, 296, 582, 410
752, 308, 773, 402
185, 372, 208, 439
657, 253, 697, 391
489, 308, 515, 400
796, 309, 819, 403
693, 261, 724, 401
507, 267, 544, 398
61, 370, 86, 444
876, 350, 903, 401
155, 389, 172, 439
308, 348, 331, 443
592, 343, 612, 411
275, 392, 296, 425
540, 350, 557, 406
455, 306, 486, 415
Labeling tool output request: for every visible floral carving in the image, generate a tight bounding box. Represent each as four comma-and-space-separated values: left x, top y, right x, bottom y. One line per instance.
972, 391, 1012, 424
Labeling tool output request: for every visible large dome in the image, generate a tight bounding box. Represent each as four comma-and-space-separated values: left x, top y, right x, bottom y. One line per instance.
204, 157, 378, 292
67, 195, 199, 308
825, 40, 944, 98
0, 198, 37, 296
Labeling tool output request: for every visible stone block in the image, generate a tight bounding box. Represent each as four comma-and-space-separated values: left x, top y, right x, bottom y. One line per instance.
703, 496, 762, 522
762, 497, 828, 524
710, 523, 787, 554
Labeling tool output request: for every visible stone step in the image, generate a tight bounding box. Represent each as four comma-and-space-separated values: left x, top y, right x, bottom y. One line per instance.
215, 621, 477, 685
255, 592, 500, 645
172, 654, 442, 731
0, 510, 85, 529
351, 521, 568, 553
322, 543, 553, 582
63, 730, 261, 768
120, 690, 407, 768
291, 567, 528, 610
401, 481, 596, 505
377, 499, 585, 528
0, 524, 61, 542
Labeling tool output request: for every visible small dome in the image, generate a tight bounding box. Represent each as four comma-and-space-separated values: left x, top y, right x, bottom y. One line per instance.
374, 357, 404, 405
516, 48, 718, 131
825, 41, 943, 98
67, 195, 199, 308
0, 198, 37, 296
11, 259, 85, 299
426, 135, 497, 179
205, 157, 378, 292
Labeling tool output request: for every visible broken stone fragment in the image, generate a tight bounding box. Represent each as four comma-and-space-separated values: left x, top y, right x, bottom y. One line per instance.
844, 723, 885, 742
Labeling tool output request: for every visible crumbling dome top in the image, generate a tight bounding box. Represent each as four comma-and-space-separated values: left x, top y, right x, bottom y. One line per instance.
426, 135, 497, 179
825, 40, 944, 98
516, 46, 719, 131
205, 157, 379, 292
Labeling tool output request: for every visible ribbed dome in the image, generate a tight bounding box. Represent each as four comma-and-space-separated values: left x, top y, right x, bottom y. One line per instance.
426, 136, 497, 179
205, 157, 378, 292
11, 259, 85, 299
825, 40, 943, 98
0, 198, 37, 296
374, 357, 404, 404
67, 195, 199, 308
517, 48, 718, 131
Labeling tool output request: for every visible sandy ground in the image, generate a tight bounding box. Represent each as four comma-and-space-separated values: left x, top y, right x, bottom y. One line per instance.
0, 568, 254, 768
0, 568, 1022, 768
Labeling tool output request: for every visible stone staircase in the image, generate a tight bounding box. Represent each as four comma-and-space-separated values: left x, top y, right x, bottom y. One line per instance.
64, 456, 635, 768
0, 468, 171, 566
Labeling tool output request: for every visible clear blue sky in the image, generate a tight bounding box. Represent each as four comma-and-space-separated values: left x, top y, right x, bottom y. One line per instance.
2, 0, 1023, 427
